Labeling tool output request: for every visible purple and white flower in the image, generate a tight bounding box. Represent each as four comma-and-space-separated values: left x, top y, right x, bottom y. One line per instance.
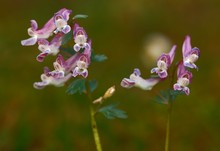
121, 68, 160, 90
72, 40, 92, 78
73, 23, 90, 52
173, 62, 193, 95
34, 52, 83, 89
36, 33, 64, 62
53, 8, 72, 34
151, 45, 176, 78
182, 35, 200, 70
21, 8, 71, 46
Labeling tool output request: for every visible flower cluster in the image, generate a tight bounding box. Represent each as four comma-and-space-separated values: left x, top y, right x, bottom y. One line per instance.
21, 8, 92, 89
121, 35, 200, 95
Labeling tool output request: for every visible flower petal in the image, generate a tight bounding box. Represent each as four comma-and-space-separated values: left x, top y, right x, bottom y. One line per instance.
183, 87, 190, 95
158, 70, 168, 78
73, 44, 81, 52
30, 20, 38, 30
21, 36, 38, 46
121, 78, 135, 88
182, 35, 192, 59
62, 25, 71, 34
36, 52, 49, 62
168, 45, 177, 63
151, 67, 158, 74
173, 83, 182, 91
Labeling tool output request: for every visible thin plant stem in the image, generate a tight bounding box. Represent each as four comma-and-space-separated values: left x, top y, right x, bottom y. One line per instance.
165, 62, 179, 151
90, 105, 103, 151
165, 98, 173, 151
85, 81, 103, 151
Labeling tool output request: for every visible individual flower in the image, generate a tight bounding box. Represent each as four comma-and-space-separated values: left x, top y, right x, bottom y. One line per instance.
173, 62, 193, 95
34, 53, 83, 89
72, 40, 92, 78
182, 35, 200, 70
53, 8, 72, 34
121, 68, 160, 90
73, 23, 90, 52
36, 33, 64, 62
151, 45, 176, 78
21, 8, 71, 46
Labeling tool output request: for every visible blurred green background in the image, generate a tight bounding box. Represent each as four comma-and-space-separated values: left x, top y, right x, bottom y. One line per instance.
1, 0, 220, 150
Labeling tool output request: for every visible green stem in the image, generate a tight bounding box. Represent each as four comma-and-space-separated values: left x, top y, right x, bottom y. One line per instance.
90, 105, 103, 151
86, 81, 102, 151
165, 62, 179, 151
165, 99, 173, 151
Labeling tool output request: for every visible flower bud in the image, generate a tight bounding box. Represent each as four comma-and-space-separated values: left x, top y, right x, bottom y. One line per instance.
103, 86, 115, 99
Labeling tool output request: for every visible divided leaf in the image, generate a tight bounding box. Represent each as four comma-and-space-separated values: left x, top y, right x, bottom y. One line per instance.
61, 32, 73, 45
66, 79, 86, 95
73, 14, 88, 19
169, 89, 185, 101
60, 47, 76, 56
154, 89, 169, 104
91, 51, 107, 62
98, 103, 128, 119
89, 80, 98, 92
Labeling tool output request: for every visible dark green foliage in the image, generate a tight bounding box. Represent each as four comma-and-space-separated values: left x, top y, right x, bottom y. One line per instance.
60, 47, 76, 56
61, 32, 73, 45
154, 89, 186, 104
66, 79, 86, 95
91, 51, 107, 62
169, 89, 185, 101
89, 80, 98, 92
98, 103, 128, 119
154, 89, 169, 104
66, 79, 98, 95
73, 14, 88, 19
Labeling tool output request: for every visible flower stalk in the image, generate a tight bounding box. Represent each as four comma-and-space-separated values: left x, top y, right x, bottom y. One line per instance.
86, 81, 102, 151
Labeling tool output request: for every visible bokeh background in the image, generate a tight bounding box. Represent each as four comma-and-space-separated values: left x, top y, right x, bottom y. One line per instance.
1, 0, 220, 150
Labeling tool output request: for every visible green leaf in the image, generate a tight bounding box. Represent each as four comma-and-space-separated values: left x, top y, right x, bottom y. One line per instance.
60, 47, 76, 56
98, 103, 128, 119
169, 89, 185, 101
154, 90, 169, 104
73, 14, 88, 19
89, 80, 98, 92
62, 32, 73, 45
91, 51, 108, 62
150, 74, 160, 78
66, 79, 86, 95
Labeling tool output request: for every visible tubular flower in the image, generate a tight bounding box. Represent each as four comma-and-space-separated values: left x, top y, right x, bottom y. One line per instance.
173, 62, 193, 95
73, 23, 90, 52
151, 45, 176, 78
53, 8, 72, 34
182, 35, 200, 70
72, 40, 92, 78
36, 33, 64, 62
21, 8, 71, 46
34, 53, 83, 89
121, 68, 160, 90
